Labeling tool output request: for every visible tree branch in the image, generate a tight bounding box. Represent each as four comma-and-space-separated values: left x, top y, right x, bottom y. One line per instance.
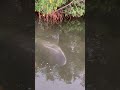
54, 0, 74, 13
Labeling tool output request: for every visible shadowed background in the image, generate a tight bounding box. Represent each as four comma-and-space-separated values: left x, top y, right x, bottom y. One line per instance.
0, 0, 34, 90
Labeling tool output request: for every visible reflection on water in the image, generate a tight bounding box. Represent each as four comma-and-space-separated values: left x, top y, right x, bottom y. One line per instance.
35, 20, 85, 90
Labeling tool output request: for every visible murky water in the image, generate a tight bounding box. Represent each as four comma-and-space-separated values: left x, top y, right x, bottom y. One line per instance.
35, 20, 85, 90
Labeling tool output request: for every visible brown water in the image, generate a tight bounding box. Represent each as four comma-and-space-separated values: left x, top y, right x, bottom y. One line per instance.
35, 20, 85, 90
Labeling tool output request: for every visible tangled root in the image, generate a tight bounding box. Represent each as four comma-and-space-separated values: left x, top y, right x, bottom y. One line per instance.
37, 11, 64, 24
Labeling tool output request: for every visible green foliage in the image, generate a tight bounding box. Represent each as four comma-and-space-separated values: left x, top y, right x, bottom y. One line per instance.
35, 0, 67, 14
64, 0, 85, 17
35, 0, 85, 17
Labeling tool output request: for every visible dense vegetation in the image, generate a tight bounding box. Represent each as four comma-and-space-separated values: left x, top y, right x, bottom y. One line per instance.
35, 0, 85, 23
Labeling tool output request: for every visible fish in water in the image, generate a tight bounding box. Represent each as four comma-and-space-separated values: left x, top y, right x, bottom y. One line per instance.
35, 38, 67, 66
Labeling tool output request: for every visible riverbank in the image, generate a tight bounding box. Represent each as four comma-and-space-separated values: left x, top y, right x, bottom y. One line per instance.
35, 0, 85, 24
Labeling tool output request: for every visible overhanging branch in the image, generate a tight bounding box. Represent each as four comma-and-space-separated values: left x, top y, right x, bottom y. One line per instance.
54, 0, 74, 13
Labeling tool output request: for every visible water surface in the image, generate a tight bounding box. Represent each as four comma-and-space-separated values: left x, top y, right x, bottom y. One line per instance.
35, 20, 85, 90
